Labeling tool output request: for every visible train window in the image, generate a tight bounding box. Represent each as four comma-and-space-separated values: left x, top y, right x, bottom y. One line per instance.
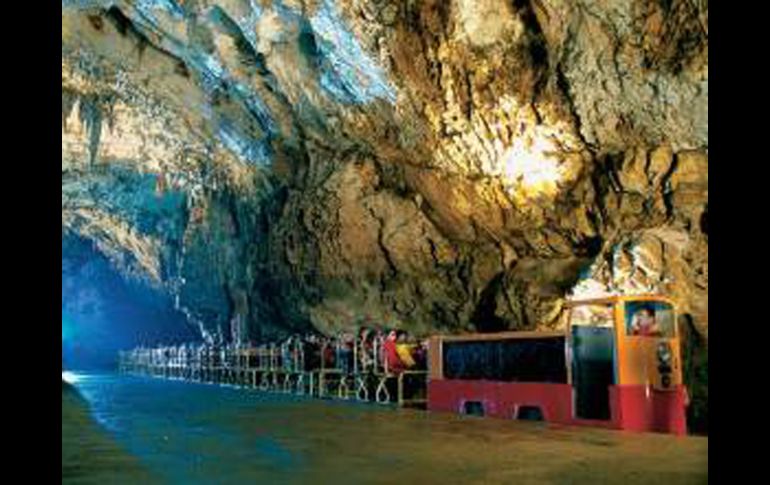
515, 406, 544, 421
443, 337, 568, 383
625, 301, 675, 338
570, 304, 614, 328
463, 401, 485, 416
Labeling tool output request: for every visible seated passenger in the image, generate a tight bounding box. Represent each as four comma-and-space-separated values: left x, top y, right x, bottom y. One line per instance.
291, 334, 304, 371
373, 329, 387, 370
358, 328, 374, 372
414, 339, 429, 370
303, 334, 321, 371
336, 333, 354, 374
395, 330, 417, 369
321, 337, 336, 369
383, 330, 406, 373
282, 337, 293, 371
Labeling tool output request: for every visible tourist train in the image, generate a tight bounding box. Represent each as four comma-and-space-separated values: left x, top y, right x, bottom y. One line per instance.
119, 295, 688, 435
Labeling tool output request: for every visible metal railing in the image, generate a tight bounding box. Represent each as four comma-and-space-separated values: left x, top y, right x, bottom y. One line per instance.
119, 333, 428, 408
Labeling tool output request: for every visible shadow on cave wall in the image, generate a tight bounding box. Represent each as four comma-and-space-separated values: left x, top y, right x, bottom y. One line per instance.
679, 314, 708, 435
470, 273, 510, 333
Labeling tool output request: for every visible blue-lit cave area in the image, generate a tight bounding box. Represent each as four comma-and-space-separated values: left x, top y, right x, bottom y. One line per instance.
62, 234, 198, 369
62, 1, 708, 482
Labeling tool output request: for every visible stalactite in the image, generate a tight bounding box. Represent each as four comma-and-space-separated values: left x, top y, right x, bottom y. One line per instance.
77, 93, 103, 165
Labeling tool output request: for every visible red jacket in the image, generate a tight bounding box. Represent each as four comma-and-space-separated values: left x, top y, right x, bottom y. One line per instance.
383, 338, 404, 373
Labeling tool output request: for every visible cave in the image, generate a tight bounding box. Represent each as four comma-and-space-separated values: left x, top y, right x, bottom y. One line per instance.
62, 233, 198, 369
61, 0, 708, 482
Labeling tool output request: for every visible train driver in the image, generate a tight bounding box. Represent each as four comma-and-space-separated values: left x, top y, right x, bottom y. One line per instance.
631, 306, 661, 336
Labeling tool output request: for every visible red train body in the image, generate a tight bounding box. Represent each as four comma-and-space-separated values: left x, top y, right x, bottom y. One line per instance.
426, 296, 688, 435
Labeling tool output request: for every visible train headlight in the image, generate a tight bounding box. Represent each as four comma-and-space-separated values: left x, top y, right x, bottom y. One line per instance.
657, 342, 672, 364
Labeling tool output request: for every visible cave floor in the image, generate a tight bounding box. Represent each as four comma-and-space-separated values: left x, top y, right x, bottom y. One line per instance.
63, 373, 707, 484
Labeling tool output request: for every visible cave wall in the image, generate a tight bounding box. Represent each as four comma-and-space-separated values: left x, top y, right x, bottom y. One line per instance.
62, 0, 707, 430
61, 0, 707, 345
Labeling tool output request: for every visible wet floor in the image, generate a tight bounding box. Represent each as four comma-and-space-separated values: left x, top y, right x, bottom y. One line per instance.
62, 373, 707, 484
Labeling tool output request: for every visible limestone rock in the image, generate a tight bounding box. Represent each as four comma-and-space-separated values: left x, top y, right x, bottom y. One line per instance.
61, 1, 707, 348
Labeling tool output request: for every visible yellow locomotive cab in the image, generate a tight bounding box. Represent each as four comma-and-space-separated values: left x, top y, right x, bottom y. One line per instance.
565, 295, 682, 392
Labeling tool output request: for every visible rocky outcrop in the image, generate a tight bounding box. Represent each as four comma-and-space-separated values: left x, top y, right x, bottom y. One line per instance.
61, 0, 707, 349
62, 0, 707, 430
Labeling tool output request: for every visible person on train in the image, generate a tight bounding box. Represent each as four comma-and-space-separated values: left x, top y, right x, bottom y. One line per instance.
631, 306, 661, 336
374, 328, 388, 371
395, 330, 417, 369
303, 334, 321, 371
383, 330, 406, 373
336, 332, 354, 374
291, 334, 304, 371
358, 328, 374, 372
321, 336, 336, 369
413, 339, 429, 370
282, 336, 294, 371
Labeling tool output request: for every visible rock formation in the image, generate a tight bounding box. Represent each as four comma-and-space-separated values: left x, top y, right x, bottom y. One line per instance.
62, 0, 707, 430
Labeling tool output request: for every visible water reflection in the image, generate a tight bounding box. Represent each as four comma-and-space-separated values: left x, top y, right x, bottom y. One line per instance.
62, 377, 158, 483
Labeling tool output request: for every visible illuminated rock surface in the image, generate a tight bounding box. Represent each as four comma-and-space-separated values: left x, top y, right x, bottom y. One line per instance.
62, 1, 707, 428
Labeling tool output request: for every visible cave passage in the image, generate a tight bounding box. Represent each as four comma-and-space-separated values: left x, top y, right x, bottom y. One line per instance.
61, 1, 708, 481
62, 234, 199, 370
